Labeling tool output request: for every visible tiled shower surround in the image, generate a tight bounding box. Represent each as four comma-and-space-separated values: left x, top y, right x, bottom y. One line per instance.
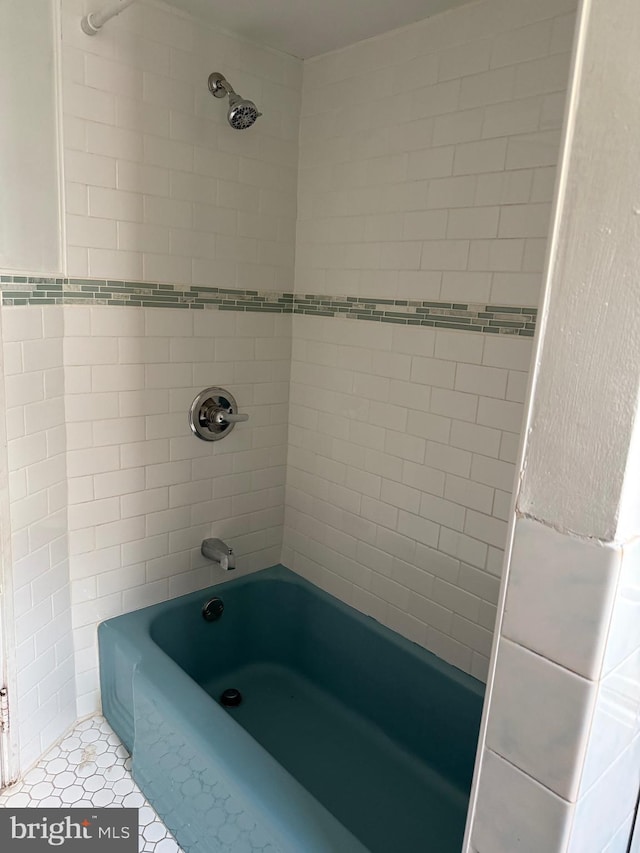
284, 0, 576, 679
4, 0, 302, 771
1, 0, 576, 772
284, 316, 531, 678
5, 303, 289, 760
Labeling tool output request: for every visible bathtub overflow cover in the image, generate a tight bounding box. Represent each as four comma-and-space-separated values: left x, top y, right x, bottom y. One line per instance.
202, 597, 224, 622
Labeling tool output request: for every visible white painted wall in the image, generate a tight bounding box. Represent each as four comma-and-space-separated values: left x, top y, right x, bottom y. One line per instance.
0, 0, 63, 273
519, 0, 640, 540
285, 0, 576, 678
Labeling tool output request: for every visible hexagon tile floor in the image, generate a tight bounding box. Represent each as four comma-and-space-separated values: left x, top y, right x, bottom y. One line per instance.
0, 715, 184, 853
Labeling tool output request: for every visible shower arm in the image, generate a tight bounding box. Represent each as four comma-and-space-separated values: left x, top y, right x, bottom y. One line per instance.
81, 0, 137, 35
208, 73, 237, 99
219, 80, 236, 97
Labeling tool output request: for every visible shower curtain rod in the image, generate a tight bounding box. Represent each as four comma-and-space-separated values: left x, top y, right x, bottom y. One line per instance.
81, 0, 137, 35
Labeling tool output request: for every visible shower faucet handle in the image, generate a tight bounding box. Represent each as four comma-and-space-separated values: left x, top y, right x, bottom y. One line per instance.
209, 408, 249, 426
189, 387, 250, 441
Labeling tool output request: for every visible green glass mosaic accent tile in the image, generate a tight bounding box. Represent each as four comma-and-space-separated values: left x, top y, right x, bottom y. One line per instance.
0, 277, 537, 335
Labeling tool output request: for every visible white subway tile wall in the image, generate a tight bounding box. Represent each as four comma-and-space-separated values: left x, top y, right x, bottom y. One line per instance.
296, 0, 576, 303
3, 0, 577, 772
2, 308, 76, 769
61, 0, 302, 290
286, 0, 576, 677
284, 316, 530, 677
2, 0, 300, 761
66, 306, 291, 715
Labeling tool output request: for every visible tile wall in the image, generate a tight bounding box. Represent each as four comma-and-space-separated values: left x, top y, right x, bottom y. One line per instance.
2, 299, 292, 752
1, 0, 301, 768
55, 0, 301, 717
64, 306, 291, 714
1, 0, 578, 771
65, 305, 290, 715
284, 0, 577, 678
3, 308, 76, 770
285, 316, 530, 678
295, 0, 576, 305
61, 0, 301, 290
470, 520, 640, 853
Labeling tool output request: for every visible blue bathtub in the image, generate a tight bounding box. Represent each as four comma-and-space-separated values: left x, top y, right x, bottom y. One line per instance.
99, 565, 483, 852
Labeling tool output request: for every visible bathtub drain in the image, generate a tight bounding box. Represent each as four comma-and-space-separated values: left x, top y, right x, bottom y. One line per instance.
220, 688, 243, 707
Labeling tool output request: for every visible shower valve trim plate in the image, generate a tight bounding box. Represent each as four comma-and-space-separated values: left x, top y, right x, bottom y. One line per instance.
189, 387, 249, 441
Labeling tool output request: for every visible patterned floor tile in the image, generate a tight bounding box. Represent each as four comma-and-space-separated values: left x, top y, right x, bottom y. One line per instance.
0, 716, 184, 853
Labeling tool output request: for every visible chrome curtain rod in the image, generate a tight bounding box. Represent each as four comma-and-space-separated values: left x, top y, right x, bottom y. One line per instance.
81, 0, 137, 35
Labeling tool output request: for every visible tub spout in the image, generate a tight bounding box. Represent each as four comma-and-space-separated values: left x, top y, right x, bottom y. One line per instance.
201, 538, 235, 571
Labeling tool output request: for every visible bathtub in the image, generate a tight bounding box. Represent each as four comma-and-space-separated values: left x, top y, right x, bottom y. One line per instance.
99, 565, 484, 853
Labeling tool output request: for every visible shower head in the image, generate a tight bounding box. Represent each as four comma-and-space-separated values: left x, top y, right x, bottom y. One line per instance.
227, 94, 262, 130
208, 72, 262, 130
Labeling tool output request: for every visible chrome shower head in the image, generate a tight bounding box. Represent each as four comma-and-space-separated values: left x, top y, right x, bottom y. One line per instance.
227, 94, 261, 130
208, 72, 262, 130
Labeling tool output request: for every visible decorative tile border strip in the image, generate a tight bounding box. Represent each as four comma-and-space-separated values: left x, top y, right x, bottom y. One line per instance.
0, 276, 291, 313
0, 276, 536, 336
294, 294, 536, 336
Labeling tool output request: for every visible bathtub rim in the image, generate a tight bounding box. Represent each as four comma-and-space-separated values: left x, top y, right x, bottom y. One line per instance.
102, 563, 484, 699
